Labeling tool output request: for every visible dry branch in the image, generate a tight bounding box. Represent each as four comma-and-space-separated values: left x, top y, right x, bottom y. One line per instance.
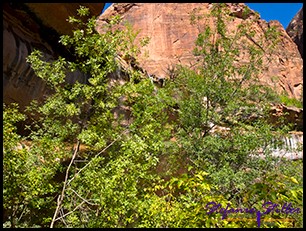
50, 141, 80, 228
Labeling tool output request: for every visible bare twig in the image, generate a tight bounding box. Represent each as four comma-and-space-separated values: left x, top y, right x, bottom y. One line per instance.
68, 188, 99, 206
245, 33, 265, 52
54, 201, 86, 222
59, 208, 68, 227
17, 205, 27, 222
50, 141, 80, 228
66, 129, 128, 187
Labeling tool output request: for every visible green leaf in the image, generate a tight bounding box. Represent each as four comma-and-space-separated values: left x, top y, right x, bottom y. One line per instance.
290, 177, 299, 184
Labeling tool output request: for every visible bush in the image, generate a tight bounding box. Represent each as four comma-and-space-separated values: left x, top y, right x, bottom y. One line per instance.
279, 94, 303, 108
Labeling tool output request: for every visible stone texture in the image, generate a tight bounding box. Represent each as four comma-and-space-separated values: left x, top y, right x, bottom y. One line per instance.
97, 3, 303, 99
3, 3, 53, 109
269, 103, 303, 131
25, 3, 104, 36
286, 6, 303, 58
3, 3, 105, 110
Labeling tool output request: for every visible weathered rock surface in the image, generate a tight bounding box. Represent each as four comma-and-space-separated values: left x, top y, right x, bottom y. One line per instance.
269, 103, 303, 131
3, 3, 104, 110
24, 3, 104, 36
97, 3, 303, 99
286, 6, 303, 58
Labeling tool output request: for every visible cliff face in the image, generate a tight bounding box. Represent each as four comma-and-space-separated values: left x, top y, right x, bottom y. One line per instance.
286, 6, 303, 58
3, 3, 105, 109
3, 3, 303, 108
97, 3, 303, 99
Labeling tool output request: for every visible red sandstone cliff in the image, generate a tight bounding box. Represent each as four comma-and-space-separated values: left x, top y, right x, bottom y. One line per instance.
97, 3, 303, 100
3, 3, 303, 108
3, 3, 105, 109
286, 6, 303, 59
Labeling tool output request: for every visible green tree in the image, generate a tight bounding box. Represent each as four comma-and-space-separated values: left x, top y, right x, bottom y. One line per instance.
23, 6, 171, 228
159, 4, 302, 227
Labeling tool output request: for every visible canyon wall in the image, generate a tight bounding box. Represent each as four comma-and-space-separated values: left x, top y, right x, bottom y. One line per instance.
3, 3, 105, 110
286, 6, 303, 58
3, 3, 303, 108
97, 3, 303, 100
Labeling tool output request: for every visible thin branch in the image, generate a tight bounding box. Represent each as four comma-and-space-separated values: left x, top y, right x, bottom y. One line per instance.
50, 140, 80, 228
66, 129, 128, 187
68, 188, 99, 206
17, 205, 27, 222
245, 33, 265, 53
54, 201, 86, 222
202, 123, 217, 138
229, 49, 265, 100
59, 208, 68, 227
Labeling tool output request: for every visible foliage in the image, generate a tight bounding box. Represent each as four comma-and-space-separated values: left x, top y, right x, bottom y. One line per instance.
278, 93, 303, 108
3, 103, 61, 227
3, 4, 302, 228
163, 3, 288, 195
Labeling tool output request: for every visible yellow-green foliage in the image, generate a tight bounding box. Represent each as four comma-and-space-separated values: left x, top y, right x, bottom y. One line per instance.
279, 94, 303, 108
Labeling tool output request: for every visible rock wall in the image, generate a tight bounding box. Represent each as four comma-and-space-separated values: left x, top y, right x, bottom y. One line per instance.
24, 3, 104, 36
3, 3, 105, 110
3, 3, 52, 109
4, 3, 302, 109
286, 6, 303, 58
269, 103, 303, 131
97, 3, 303, 99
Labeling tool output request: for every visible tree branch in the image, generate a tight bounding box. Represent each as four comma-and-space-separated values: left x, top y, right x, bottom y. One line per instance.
68, 188, 99, 206
54, 201, 86, 222
66, 129, 128, 187
59, 208, 68, 227
50, 140, 80, 228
